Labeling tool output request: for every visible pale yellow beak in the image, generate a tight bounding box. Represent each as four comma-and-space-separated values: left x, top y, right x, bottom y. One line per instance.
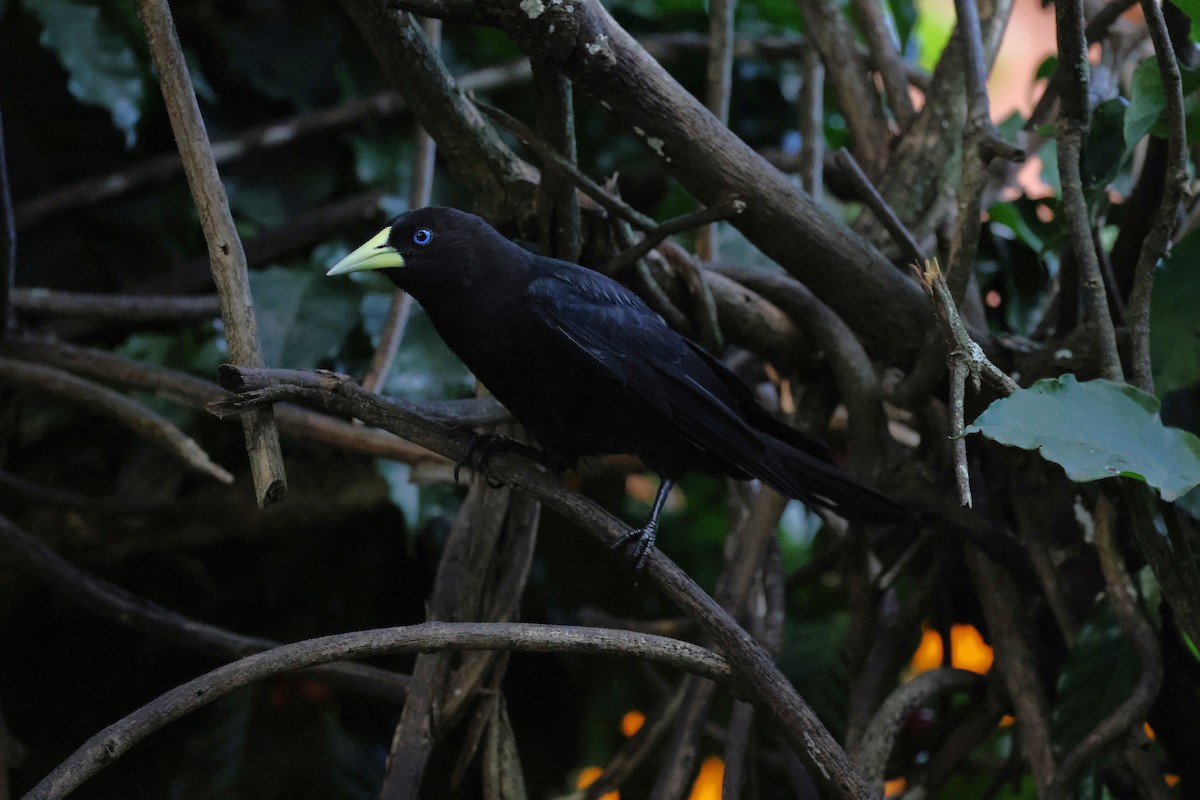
326, 227, 405, 276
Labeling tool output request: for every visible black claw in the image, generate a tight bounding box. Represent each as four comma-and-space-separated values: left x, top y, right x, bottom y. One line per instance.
611, 524, 657, 572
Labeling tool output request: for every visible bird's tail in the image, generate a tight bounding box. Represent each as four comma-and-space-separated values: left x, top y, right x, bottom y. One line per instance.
752, 438, 911, 524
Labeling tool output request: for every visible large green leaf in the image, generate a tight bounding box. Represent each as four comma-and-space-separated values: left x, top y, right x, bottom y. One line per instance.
1151, 229, 1200, 398
250, 266, 361, 369
965, 375, 1200, 501
26, 0, 144, 146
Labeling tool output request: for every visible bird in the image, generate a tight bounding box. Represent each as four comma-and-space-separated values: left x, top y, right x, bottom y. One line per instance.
328, 206, 908, 567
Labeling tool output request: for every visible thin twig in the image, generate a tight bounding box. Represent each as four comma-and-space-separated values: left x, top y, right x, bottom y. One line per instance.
12, 288, 220, 321
604, 199, 745, 275
0, 512, 410, 704
0, 105, 15, 334
1127, 0, 1188, 394
14, 62, 532, 230
582, 685, 688, 800
914, 259, 1017, 507
851, 0, 914, 128
138, 0, 287, 505
476, 101, 656, 231
362, 17, 441, 394
797, 47, 825, 200
0, 354, 232, 483
1053, 0, 1123, 383
22, 622, 733, 800
695, 0, 737, 260
833, 148, 926, 264
795, 0, 889, 175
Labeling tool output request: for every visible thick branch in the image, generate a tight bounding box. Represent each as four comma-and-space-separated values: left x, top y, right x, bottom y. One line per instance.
12, 288, 220, 322
338, 0, 536, 224
476, 0, 929, 364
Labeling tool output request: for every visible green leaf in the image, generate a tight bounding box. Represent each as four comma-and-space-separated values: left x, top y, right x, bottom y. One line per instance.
250, 266, 361, 369
1175, 0, 1200, 43
26, 0, 144, 147
1035, 55, 1058, 81
1126, 57, 1167, 149
965, 375, 1200, 501
1151, 229, 1200, 398
1052, 600, 1140, 753
1080, 98, 1127, 189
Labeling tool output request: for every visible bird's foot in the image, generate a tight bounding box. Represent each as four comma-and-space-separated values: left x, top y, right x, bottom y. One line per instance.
611, 523, 657, 572
453, 431, 560, 488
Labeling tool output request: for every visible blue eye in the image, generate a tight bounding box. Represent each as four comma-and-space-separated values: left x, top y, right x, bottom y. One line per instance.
413, 228, 432, 246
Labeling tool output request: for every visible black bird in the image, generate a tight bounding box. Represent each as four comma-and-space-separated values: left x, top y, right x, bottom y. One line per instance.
328, 206, 907, 566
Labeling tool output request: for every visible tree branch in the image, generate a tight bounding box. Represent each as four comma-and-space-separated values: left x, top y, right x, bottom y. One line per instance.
1127, 0, 1188, 394
0, 512, 410, 704
22, 622, 732, 800
474, 0, 929, 364
338, 0, 537, 225
1053, 0, 1123, 383
0, 354, 232, 483
138, 0, 287, 506
213, 365, 880, 799
12, 288, 220, 322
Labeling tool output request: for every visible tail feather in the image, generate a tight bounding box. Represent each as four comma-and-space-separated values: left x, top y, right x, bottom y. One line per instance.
752, 438, 911, 524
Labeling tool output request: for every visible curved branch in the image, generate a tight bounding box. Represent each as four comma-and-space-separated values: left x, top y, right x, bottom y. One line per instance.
1048, 496, 1164, 799
23, 622, 731, 800
854, 667, 984, 788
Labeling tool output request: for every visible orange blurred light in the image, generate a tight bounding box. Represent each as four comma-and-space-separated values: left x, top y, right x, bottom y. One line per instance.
621, 710, 646, 738
885, 777, 908, 797
1000, 714, 1016, 727
986, 290, 1003, 308
909, 627, 944, 675
1143, 721, 1157, 742
950, 624, 994, 674
687, 756, 724, 800
1166, 774, 1181, 787
576, 766, 619, 800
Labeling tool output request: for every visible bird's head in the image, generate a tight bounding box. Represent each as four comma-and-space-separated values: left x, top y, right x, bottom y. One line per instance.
326, 206, 510, 289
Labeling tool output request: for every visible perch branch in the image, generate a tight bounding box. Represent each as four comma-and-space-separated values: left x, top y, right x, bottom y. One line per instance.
833, 148, 926, 264
604, 199, 746, 275
213, 365, 879, 799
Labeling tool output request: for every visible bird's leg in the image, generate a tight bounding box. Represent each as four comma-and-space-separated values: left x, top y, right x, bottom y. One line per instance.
613, 477, 674, 571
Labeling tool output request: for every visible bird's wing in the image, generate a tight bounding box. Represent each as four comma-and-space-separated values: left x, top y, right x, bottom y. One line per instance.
526, 266, 771, 456
527, 265, 908, 522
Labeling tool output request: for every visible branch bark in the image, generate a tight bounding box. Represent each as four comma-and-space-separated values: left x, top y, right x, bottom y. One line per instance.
137, 0, 287, 506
